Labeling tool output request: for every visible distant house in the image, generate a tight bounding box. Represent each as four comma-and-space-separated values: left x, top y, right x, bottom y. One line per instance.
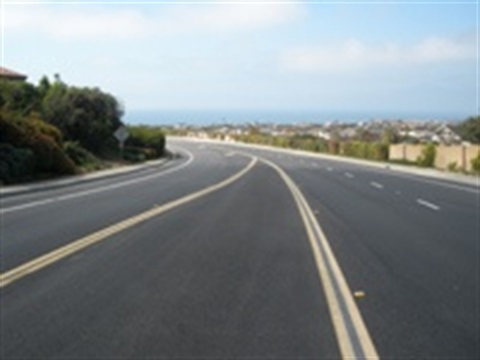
433, 124, 462, 145
0, 66, 27, 81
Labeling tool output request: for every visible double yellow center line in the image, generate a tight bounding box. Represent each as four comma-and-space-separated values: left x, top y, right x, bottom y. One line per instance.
262, 157, 379, 360
0, 156, 258, 288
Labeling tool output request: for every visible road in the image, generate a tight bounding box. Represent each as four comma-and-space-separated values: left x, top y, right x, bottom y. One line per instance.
1, 138, 478, 359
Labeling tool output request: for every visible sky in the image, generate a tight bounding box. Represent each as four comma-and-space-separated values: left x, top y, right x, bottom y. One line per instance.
1, 0, 478, 121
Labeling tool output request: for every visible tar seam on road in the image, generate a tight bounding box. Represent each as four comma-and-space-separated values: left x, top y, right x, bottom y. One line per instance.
1, 147, 195, 214
260, 157, 380, 360
0, 156, 258, 288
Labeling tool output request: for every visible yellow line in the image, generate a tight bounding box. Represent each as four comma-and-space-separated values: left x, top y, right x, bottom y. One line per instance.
261, 157, 379, 360
0, 157, 257, 288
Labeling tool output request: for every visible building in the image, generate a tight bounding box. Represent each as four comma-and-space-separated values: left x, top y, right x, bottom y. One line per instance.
0, 66, 27, 81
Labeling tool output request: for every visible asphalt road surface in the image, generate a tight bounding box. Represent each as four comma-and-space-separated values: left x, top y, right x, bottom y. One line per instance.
1, 138, 478, 359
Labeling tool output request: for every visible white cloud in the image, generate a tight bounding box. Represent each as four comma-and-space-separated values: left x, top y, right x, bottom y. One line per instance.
3, 4, 303, 41
4, 7, 154, 40
156, 4, 304, 34
281, 34, 477, 72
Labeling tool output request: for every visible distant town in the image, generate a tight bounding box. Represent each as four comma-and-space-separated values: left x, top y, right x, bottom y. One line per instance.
165, 118, 467, 146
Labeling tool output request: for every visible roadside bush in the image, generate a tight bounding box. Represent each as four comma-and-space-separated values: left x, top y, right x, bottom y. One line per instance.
342, 141, 389, 161
1, 110, 76, 180
417, 143, 436, 167
64, 141, 98, 166
126, 126, 166, 159
29, 133, 76, 175
447, 161, 458, 172
471, 154, 480, 173
123, 146, 146, 162
0, 144, 35, 184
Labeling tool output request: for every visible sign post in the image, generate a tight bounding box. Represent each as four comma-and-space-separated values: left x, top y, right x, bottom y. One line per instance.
114, 126, 129, 159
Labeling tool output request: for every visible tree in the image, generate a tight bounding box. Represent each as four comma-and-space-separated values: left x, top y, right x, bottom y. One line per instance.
454, 116, 480, 144
41, 80, 123, 154
0, 80, 41, 114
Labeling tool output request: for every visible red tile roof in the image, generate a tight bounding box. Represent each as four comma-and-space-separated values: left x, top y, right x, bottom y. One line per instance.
0, 66, 27, 80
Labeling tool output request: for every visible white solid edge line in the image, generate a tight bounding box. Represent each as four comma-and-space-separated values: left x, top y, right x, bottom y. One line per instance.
0, 156, 258, 288
261, 157, 379, 360
1, 148, 195, 214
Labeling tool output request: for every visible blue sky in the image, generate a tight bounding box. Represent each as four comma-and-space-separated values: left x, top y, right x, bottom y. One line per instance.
2, 1, 478, 120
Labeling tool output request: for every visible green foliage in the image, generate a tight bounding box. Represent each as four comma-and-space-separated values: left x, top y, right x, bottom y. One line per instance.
0, 110, 76, 183
0, 80, 40, 114
126, 125, 166, 158
0, 143, 35, 184
42, 82, 123, 154
0, 73, 127, 183
417, 143, 436, 167
288, 135, 326, 152
447, 161, 458, 172
21, 112, 63, 144
341, 142, 389, 161
454, 116, 480, 144
63, 141, 98, 167
123, 147, 147, 162
471, 154, 480, 173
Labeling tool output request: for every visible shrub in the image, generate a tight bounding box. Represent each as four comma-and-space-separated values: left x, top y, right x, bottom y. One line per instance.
471, 154, 480, 173
0, 144, 35, 184
29, 133, 76, 175
341, 141, 389, 161
447, 161, 458, 172
417, 143, 436, 167
64, 141, 98, 166
1, 110, 77, 180
126, 126, 166, 158
123, 146, 147, 162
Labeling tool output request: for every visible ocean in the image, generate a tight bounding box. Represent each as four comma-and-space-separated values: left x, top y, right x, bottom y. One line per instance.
123, 109, 468, 126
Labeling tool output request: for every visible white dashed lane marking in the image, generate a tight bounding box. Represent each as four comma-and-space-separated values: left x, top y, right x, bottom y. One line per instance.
417, 198, 440, 211
370, 182, 384, 189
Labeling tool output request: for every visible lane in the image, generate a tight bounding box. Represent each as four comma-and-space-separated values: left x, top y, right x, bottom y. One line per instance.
2, 162, 340, 358
284, 165, 477, 357
2, 143, 251, 271
187, 139, 477, 357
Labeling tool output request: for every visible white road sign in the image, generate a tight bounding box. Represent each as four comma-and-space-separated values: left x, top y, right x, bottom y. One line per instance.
114, 126, 129, 144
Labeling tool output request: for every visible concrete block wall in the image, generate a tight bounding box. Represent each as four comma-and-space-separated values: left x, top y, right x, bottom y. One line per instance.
389, 144, 480, 171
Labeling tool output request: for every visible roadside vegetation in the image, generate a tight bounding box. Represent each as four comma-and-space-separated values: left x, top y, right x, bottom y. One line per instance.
0, 75, 165, 184
453, 116, 480, 144
230, 128, 393, 163
124, 125, 166, 162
